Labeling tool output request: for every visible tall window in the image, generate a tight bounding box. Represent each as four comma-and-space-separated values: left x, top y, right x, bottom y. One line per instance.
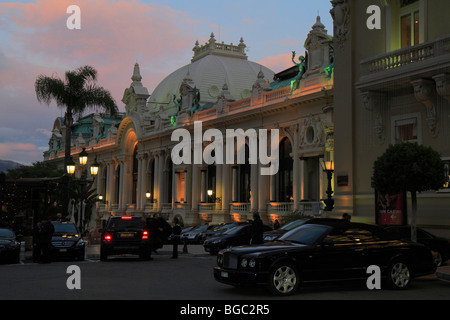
400, 0, 420, 48
277, 138, 293, 202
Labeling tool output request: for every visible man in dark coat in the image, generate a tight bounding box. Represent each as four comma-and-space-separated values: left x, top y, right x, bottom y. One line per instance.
39, 218, 54, 263
171, 218, 182, 259
251, 213, 264, 245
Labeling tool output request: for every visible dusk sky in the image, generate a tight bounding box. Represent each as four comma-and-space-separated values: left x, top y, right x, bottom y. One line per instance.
0, 0, 333, 165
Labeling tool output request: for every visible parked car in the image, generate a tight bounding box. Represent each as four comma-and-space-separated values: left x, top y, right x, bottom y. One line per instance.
383, 225, 450, 266
213, 219, 436, 296
99, 216, 152, 261
182, 224, 217, 244
263, 219, 310, 242
0, 228, 21, 264
204, 223, 272, 255
200, 223, 240, 242
51, 221, 86, 261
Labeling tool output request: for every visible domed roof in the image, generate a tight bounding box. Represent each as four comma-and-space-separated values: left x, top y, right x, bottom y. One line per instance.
147, 34, 275, 115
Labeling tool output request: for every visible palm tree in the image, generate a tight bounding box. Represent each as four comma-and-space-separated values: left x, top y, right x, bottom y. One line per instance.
35, 65, 118, 216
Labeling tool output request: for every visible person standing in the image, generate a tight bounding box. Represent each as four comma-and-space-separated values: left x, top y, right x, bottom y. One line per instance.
39, 218, 54, 263
251, 213, 264, 245
171, 218, 182, 259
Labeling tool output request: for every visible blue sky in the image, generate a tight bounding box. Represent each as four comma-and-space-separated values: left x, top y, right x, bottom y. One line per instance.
0, 0, 333, 165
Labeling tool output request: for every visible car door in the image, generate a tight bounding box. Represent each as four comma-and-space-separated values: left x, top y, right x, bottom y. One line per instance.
306, 226, 367, 281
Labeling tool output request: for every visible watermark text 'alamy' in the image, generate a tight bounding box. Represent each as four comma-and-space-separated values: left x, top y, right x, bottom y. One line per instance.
171, 121, 279, 176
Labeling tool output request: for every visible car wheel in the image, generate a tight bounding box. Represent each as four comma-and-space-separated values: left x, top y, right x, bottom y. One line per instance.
386, 259, 411, 290
267, 262, 300, 296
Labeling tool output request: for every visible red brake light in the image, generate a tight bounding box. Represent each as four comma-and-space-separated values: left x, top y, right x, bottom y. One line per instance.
121, 216, 132, 220
104, 234, 112, 241
142, 230, 149, 240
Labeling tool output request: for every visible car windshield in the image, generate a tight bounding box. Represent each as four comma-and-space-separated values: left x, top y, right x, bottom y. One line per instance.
52, 222, 78, 234
280, 219, 308, 231
107, 218, 145, 231
0, 229, 15, 239
278, 224, 330, 245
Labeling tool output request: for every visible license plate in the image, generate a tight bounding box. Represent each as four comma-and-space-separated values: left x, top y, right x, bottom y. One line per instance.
119, 233, 134, 238
59, 249, 67, 252
221, 271, 228, 278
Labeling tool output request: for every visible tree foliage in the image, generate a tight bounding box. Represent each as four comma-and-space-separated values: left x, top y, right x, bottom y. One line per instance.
6, 161, 64, 179
372, 142, 445, 194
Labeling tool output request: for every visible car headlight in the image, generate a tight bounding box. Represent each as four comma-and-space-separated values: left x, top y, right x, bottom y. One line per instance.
249, 258, 256, 268
75, 239, 85, 247
241, 258, 248, 268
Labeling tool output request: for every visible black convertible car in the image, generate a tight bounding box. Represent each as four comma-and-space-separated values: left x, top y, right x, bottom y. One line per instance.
214, 220, 436, 296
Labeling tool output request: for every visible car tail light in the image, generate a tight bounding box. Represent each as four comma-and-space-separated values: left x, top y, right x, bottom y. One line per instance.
121, 216, 132, 220
104, 234, 112, 242
142, 230, 149, 240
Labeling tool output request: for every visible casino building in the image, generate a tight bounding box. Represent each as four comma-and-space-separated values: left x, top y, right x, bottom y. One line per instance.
44, 17, 335, 231
44, 0, 450, 239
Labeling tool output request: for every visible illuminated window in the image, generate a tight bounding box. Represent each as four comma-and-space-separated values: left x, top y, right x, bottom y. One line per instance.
391, 113, 421, 144
387, 0, 424, 51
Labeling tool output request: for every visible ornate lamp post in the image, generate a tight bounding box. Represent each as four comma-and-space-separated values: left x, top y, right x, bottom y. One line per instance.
321, 160, 334, 211
65, 148, 99, 233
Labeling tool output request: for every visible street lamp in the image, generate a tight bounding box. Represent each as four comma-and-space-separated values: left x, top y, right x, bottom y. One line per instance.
66, 156, 76, 175
321, 160, 334, 211
90, 158, 100, 177
145, 191, 151, 200
79, 148, 88, 166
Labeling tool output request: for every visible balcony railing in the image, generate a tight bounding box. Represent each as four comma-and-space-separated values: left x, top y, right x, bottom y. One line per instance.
360, 35, 450, 76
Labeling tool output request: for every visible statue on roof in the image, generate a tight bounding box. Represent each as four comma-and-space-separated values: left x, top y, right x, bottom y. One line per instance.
290, 51, 308, 93
171, 94, 182, 126
188, 87, 202, 119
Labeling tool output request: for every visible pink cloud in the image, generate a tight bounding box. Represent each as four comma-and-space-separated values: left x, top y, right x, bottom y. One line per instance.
0, 142, 41, 164
0, 0, 201, 110
258, 53, 293, 74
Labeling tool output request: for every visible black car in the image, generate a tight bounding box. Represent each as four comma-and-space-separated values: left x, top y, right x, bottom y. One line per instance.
99, 216, 152, 261
204, 223, 272, 255
51, 221, 86, 261
200, 223, 241, 242
263, 219, 310, 242
383, 225, 450, 266
214, 220, 436, 296
0, 228, 21, 264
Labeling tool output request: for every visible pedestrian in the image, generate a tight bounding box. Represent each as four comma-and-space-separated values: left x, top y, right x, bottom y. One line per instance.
251, 213, 264, 245
39, 218, 54, 263
147, 214, 162, 253
171, 217, 182, 259
273, 219, 280, 230
32, 221, 42, 263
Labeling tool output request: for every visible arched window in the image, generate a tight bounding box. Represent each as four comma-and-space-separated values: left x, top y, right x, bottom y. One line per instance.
277, 137, 293, 202
132, 144, 138, 204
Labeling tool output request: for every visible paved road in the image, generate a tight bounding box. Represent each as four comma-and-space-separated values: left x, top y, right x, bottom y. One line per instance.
2, 245, 450, 301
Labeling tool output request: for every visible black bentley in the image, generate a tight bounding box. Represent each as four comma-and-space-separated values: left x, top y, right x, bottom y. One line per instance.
213, 220, 436, 296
